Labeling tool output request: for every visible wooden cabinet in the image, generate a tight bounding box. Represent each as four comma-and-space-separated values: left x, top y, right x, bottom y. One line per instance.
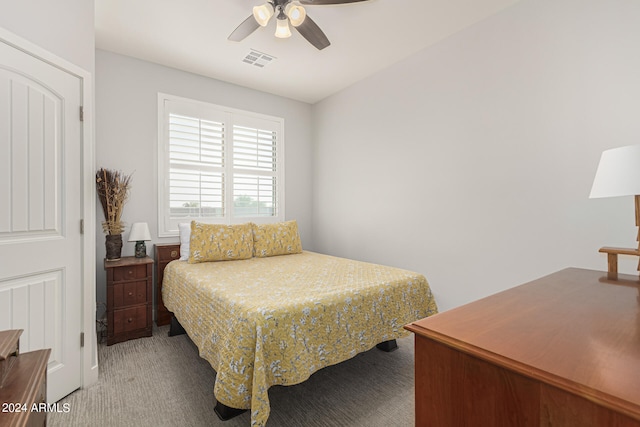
0, 329, 50, 427
405, 268, 640, 426
155, 244, 180, 326
105, 256, 153, 345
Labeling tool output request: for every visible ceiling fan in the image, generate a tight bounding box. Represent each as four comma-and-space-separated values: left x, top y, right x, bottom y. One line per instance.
228, 0, 371, 50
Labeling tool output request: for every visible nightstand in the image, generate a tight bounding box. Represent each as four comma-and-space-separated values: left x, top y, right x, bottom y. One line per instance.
154, 244, 180, 326
104, 256, 153, 345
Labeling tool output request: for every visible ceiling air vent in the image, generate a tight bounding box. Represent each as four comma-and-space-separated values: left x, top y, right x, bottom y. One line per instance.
242, 50, 276, 68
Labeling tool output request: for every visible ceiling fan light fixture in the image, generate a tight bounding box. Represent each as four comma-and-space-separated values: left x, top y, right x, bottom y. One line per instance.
230, 0, 361, 50
284, 3, 306, 27
275, 12, 292, 38
253, 3, 274, 27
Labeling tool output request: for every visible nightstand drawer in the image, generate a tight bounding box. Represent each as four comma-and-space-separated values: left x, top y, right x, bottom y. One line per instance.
113, 306, 148, 334
112, 264, 148, 281
157, 245, 181, 263
112, 280, 147, 308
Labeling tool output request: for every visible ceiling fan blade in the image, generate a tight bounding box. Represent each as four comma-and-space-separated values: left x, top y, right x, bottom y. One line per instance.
228, 15, 260, 42
299, 0, 370, 4
295, 16, 330, 50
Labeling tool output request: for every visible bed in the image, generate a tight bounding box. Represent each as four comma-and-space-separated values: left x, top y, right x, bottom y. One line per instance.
160, 221, 438, 426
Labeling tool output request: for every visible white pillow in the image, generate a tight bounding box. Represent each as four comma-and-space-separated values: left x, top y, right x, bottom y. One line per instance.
178, 222, 191, 261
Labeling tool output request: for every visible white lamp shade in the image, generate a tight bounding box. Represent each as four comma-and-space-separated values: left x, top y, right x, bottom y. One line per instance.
275, 17, 292, 38
285, 3, 306, 27
253, 4, 274, 27
590, 144, 640, 199
128, 222, 151, 242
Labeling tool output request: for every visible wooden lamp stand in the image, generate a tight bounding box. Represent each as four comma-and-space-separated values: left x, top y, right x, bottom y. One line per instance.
598, 195, 640, 276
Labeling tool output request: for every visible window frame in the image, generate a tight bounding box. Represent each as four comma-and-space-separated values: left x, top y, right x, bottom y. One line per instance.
157, 93, 285, 237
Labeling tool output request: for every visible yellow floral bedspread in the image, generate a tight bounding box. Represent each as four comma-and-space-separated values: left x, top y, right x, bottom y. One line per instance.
162, 251, 438, 426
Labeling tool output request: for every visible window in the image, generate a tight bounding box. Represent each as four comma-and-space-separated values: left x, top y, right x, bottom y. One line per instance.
158, 94, 284, 236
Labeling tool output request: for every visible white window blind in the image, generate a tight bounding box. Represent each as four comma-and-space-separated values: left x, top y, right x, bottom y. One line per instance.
169, 113, 225, 219
232, 124, 278, 218
158, 94, 284, 236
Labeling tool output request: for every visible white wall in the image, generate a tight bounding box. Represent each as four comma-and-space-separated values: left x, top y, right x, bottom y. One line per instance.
95, 50, 313, 315
0, 0, 94, 73
312, 0, 640, 312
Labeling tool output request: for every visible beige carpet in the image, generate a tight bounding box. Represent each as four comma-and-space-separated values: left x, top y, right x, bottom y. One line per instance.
48, 325, 415, 426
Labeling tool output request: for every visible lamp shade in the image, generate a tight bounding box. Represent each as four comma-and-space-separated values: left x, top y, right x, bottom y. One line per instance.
275, 15, 292, 38
285, 3, 306, 27
590, 144, 640, 199
253, 3, 274, 27
128, 222, 151, 242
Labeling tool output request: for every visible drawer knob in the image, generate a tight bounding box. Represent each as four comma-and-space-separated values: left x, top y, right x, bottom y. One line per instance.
128, 292, 133, 296
128, 318, 133, 323
171, 250, 178, 258
128, 270, 133, 275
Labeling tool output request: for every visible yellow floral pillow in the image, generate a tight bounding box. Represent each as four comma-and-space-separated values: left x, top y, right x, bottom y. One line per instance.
188, 221, 253, 263
252, 220, 303, 258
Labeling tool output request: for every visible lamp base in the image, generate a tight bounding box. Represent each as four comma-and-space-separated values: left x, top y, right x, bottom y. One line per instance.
134, 241, 147, 258
598, 246, 640, 279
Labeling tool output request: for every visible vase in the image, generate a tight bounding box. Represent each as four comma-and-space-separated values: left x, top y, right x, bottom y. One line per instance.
105, 234, 123, 261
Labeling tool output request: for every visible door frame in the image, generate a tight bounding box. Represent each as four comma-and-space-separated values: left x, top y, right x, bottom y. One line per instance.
0, 26, 98, 390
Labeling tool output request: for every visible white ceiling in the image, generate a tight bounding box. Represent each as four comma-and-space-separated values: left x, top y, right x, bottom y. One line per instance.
95, 0, 520, 104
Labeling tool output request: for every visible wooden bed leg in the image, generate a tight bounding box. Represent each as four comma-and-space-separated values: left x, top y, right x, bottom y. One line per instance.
168, 316, 186, 337
214, 400, 247, 421
376, 339, 398, 352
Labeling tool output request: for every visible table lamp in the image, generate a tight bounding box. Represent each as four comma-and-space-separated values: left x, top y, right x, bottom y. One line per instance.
128, 222, 151, 258
590, 144, 640, 274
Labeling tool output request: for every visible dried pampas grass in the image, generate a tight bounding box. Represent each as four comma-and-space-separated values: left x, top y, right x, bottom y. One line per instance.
96, 168, 132, 235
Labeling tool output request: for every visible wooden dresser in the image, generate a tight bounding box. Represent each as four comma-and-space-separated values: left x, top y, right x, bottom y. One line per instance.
105, 256, 153, 345
405, 268, 640, 426
155, 244, 180, 326
0, 329, 50, 427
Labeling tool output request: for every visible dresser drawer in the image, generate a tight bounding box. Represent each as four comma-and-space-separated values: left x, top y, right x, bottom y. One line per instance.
112, 264, 148, 281
157, 244, 181, 263
112, 280, 148, 308
113, 306, 148, 334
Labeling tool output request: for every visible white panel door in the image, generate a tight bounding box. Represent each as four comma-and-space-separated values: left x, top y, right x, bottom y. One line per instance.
0, 39, 82, 402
